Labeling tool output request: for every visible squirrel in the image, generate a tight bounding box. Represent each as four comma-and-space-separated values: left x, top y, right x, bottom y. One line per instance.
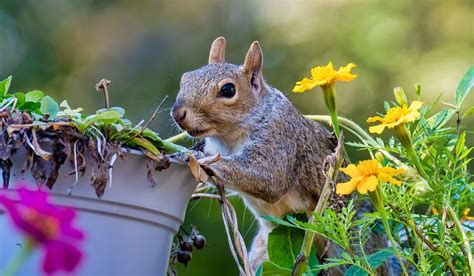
171, 37, 394, 275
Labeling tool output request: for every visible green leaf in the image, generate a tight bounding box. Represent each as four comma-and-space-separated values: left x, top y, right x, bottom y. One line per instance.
14, 92, 25, 107
20, 102, 42, 114
94, 110, 120, 123
455, 65, 474, 109
462, 106, 474, 119
344, 266, 368, 276
455, 132, 466, 157
25, 90, 44, 102
57, 100, 83, 119
142, 128, 161, 141
84, 110, 120, 128
267, 225, 303, 269
110, 107, 125, 117
261, 216, 298, 228
366, 249, 393, 270
344, 249, 393, 276
316, 260, 350, 270
141, 129, 189, 153
129, 137, 160, 155
427, 108, 455, 129
60, 100, 71, 109
97, 106, 125, 118
40, 96, 59, 119
0, 76, 12, 95
260, 261, 291, 275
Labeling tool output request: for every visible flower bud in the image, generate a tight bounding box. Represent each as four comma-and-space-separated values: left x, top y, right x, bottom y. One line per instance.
413, 180, 432, 197
399, 165, 418, 178
394, 124, 412, 151
393, 87, 408, 106
414, 83, 421, 97
375, 152, 385, 164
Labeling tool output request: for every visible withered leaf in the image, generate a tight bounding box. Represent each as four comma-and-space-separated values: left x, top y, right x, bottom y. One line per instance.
188, 155, 208, 183
31, 129, 53, 160
45, 135, 68, 189
91, 167, 107, 198
146, 158, 160, 188
187, 153, 220, 183
31, 155, 47, 186
143, 151, 170, 171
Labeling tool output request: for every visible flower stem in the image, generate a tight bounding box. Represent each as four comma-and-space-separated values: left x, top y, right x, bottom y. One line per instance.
369, 186, 408, 276
394, 125, 433, 189
321, 84, 340, 139
2, 239, 34, 276
447, 205, 474, 274
165, 132, 188, 144
305, 115, 401, 166
159, 139, 190, 153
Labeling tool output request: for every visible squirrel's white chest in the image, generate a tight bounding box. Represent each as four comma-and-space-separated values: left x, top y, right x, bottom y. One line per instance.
204, 137, 245, 157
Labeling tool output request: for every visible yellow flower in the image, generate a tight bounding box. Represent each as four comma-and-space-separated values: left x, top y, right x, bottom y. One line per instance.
461, 208, 474, 221
336, 160, 405, 195
292, 62, 357, 93
367, 101, 423, 134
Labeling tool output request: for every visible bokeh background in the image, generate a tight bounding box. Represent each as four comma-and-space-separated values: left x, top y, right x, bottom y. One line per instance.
1, 0, 472, 275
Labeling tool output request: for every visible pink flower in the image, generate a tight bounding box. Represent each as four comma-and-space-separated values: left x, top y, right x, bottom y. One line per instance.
0, 183, 85, 274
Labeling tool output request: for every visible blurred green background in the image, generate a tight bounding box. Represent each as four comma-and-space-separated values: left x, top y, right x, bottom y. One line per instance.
1, 1, 472, 275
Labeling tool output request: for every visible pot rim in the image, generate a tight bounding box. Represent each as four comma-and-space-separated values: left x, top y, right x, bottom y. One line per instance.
120, 146, 189, 166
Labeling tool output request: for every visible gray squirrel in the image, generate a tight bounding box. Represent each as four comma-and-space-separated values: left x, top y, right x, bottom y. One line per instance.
171, 37, 394, 275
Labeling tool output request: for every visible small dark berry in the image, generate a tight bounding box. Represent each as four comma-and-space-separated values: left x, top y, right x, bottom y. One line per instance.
193, 235, 206, 249
180, 239, 193, 252
177, 250, 192, 265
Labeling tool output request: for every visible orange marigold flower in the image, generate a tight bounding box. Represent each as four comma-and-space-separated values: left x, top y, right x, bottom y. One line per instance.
292, 62, 357, 93
367, 101, 423, 134
336, 160, 405, 195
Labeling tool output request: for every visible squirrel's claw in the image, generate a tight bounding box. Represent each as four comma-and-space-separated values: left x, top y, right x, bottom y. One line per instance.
170, 152, 220, 183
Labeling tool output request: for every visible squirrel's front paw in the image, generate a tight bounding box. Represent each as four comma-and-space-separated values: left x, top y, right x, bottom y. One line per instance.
185, 153, 221, 183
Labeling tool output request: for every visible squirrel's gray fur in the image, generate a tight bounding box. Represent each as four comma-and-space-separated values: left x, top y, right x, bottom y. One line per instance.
171, 37, 394, 275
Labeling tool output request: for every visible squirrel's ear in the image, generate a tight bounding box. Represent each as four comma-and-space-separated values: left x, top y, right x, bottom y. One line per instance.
209, 37, 226, 64
243, 41, 263, 74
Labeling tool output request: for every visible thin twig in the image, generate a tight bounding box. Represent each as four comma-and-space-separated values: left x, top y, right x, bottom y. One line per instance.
95, 79, 111, 109
123, 96, 168, 145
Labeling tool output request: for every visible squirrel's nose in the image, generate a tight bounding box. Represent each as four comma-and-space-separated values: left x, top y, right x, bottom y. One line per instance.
171, 105, 187, 123
177, 109, 187, 122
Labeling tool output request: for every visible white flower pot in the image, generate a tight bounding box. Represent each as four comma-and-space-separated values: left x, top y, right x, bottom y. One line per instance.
0, 149, 197, 275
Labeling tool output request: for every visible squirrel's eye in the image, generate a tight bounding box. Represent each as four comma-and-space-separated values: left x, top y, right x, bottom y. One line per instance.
218, 83, 236, 98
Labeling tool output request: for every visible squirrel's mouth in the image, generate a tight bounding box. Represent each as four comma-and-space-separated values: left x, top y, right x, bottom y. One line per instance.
186, 128, 210, 138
